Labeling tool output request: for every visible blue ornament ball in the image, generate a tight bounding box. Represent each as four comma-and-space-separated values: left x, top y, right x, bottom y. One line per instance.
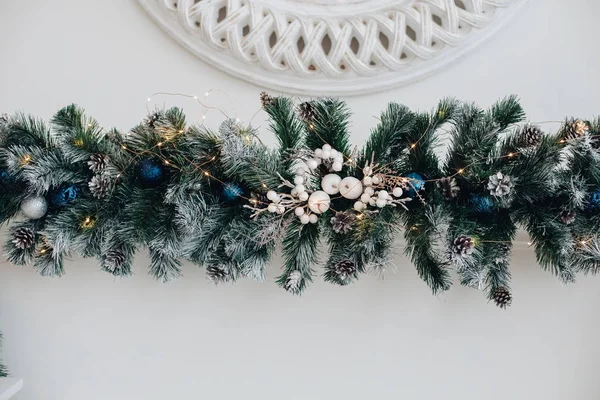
586, 189, 600, 212
470, 194, 495, 214
138, 158, 164, 187
50, 184, 81, 208
222, 182, 244, 202
403, 172, 426, 197
0, 169, 10, 182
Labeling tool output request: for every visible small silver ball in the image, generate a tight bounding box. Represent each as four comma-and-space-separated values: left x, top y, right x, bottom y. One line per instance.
21, 195, 48, 220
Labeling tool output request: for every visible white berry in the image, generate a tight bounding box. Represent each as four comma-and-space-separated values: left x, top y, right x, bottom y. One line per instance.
360, 193, 371, 203
300, 214, 310, 224
335, 155, 344, 164
321, 150, 331, 159
295, 184, 305, 193
272, 194, 281, 203
314, 148, 323, 158
393, 187, 403, 197
363, 176, 373, 186
295, 207, 305, 216
321, 173, 342, 195
354, 201, 366, 211
291, 188, 298, 196
276, 205, 285, 214
376, 198, 387, 208
372, 176, 381, 185
378, 190, 389, 200
364, 187, 375, 196
298, 191, 309, 201
332, 162, 343, 172
369, 198, 377, 206
307, 159, 319, 170
294, 176, 304, 185
322, 144, 332, 151
309, 214, 318, 224
296, 167, 307, 175
267, 203, 278, 213
330, 149, 338, 158
266, 190, 278, 201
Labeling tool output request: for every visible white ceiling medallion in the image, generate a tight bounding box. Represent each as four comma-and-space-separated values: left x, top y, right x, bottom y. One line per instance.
137, 0, 528, 95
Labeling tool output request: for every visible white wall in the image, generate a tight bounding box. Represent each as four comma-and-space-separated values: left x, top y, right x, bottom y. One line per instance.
1, 1, 600, 399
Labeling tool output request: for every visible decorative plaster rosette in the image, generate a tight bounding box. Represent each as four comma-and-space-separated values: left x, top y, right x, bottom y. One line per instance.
138, 0, 528, 94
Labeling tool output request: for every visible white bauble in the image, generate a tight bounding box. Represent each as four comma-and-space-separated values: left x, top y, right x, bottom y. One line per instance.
360, 193, 371, 203
364, 187, 375, 196
314, 148, 323, 158
321, 150, 331, 159
378, 190, 389, 200
300, 214, 310, 224
20, 195, 48, 220
298, 191, 309, 201
321, 173, 342, 195
307, 159, 319, 170
330, 149, 338, 158
266, 190, 278, 201
354, 201, 366, 211
372, 175, 381, 185
363, 176, 373, 186
267, 203, 278, 213
376, 198, 387, 208
294, 175, 304, 185
309, 214, 319, 224
339, 177, 363, 200
307, 191, 331, 214
393, 187, 404, 197
332, 162, 343, 172
322, 144, 332, 151
295, 207, 305, 216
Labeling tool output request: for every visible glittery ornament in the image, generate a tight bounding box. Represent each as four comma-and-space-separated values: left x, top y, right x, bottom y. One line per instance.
20, 195, 48, 219
222, 182, 244, 202
137, 158, 164, 187
403, 172, 425, 198
586, 189, 600, 212
50, 184, 80, 207
470, 194, 494, 214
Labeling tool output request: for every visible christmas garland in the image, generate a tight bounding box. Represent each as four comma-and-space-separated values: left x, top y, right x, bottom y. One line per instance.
1, 94, 599, 309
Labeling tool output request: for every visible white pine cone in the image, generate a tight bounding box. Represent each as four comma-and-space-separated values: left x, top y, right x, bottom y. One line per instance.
487, 172, 512, 197
103, 250, 126, 272
88, 174, 111, 198
88, 153, 109, 173
12, 227, 35, 249
452, 235, 474, 255
437, 177, 460, 199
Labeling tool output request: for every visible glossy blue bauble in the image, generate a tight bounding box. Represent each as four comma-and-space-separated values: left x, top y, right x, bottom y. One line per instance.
470, 194, 494, 214
138, 158, 164, 187
222, 182, 244, 203
586, 189, 600, 212
403, 172, 425, 197
0, 169, 10, 182
50, 184, 81, 207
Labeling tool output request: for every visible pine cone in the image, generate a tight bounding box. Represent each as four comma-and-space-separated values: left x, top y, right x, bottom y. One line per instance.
88, 174, 111, 199
521, 124, 543, 147
260, 92, 275, 109
206, 265, 230, 284
283, 270, 302, 292
487, 172, 512, 197
297, 102, 316, 123
104, 250, 126, 272
492, 287, 512, 309
88, 154, 109, 173
560, 210, 576, 225
12, 227, 35, 249
334, 259, 356, 280
146, 111, 160, 128
330, 211, 356, 234
452, 235, 475, 255
437, 177, 460, 199
563, 118, 589, 141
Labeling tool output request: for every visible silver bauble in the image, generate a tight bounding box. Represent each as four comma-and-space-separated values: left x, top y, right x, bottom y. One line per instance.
20, 195, 48, 220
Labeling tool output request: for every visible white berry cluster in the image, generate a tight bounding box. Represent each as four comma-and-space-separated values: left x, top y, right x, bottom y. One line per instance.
352, 164, 406, 212
306, 144, 344, 172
